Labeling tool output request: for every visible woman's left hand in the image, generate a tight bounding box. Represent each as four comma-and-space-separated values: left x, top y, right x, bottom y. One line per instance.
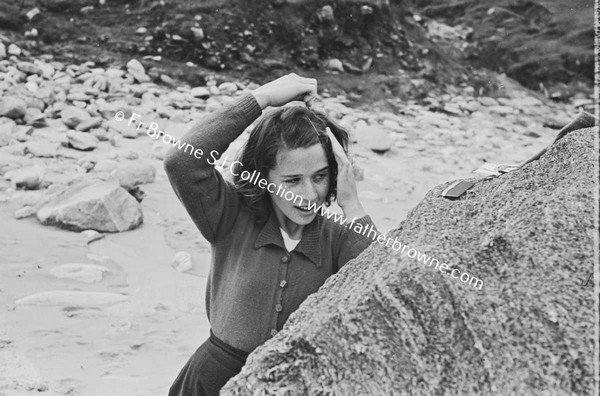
325, 128, 366, 221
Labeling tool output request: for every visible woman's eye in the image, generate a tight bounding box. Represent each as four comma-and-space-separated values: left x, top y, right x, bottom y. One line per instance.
314, 174, 327, 182
284, 179, 299, 185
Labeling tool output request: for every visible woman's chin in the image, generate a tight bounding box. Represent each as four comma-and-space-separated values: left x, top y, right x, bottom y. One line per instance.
287, 209, 317, 225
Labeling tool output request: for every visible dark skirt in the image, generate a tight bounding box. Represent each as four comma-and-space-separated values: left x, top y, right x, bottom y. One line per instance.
168, 329, 250, 396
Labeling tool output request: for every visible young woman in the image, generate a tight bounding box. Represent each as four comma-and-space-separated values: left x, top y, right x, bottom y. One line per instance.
164, 74, 377, 395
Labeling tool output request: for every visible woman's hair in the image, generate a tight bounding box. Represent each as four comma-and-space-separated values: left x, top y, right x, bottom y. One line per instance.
232, 105, 350, 223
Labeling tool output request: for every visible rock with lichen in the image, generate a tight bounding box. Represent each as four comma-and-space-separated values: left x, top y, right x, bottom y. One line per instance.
222, 119, 597, 395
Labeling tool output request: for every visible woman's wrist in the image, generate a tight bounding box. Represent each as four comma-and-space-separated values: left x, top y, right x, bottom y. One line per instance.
341, 201, 367, 221
251, 91, 269, 110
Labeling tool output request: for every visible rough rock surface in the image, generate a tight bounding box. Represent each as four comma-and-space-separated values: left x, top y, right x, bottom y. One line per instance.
36, 179, 143, 232
222, 126, 597, 395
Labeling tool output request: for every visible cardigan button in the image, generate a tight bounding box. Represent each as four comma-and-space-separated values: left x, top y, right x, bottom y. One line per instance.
275, 303, 282, 312
281, 255, 289, 263
270, 329, 278, 336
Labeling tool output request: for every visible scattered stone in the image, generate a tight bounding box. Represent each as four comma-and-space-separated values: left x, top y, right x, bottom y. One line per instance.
75, 117, 103, 132
15, 291, 127, 306
478, 97, 499, 107
7, 43, 21, 56
191, 27, 204, 41
325, 58, 344, 73
110, 163, 156, 190
460, 101, 480, 113
0, 123, 15, 147
126, 59, 150, 83
0, 97, 28, 119
171, 251, 193, 273
4, 165, 45, 190
218, 82, 238, 95
90, 127, 110, 141
136, 27, 147, 34
353, 125, 393, 153
442, 104, 463, 116
190, 86, 211, 99
488, 105, 515, 115
61, 106, 91, 128
17, 62, 42, 76
67, 92, 91, 102
160, 74, 176, 86
49, 263, 111, 283
107, 118, 139, 138
26, 141, 60, 158
151, 141, 169, 160
23, 108, 47, 127
360, 5, 373, 15
524, 130, 542, 138
94, 159, 119, 173
66, 130, 99, 150
317, 5, 335, 22
36, 179, 143, 232
381, 119, 403, 132
82, 229, 105, 243
14, 206, 36, 219
121, 150, 139, 160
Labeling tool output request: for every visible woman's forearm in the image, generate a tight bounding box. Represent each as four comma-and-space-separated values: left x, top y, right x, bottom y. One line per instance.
163, 93, 263, 175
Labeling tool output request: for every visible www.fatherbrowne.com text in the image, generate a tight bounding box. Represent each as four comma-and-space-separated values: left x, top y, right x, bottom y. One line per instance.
124, 112, 484, 290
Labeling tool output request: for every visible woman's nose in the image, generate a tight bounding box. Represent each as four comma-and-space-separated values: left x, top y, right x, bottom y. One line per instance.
299, 180, 318, 202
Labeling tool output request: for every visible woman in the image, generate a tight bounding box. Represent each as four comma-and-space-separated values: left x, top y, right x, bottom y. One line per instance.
164, 73, 377, 395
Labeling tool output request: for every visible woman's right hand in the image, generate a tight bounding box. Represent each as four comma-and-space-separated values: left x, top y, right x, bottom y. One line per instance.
251, 73, 317, 110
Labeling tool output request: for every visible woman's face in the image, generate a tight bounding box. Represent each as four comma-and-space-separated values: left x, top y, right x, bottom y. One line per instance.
267, 143, 330, 231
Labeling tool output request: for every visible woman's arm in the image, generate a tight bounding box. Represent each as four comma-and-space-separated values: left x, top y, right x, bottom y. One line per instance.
163, 74, 318, 244
163, 94, 262, 243
323, 127, 378, 271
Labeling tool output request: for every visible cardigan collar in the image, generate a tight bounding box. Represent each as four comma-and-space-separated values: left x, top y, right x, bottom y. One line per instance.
254, 210, 323, 268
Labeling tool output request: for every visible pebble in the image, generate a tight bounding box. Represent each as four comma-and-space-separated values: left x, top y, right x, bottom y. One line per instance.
353, 125, 393, 153
15, 291, 127, 306
171, 251, 193, 273
478, 97, 499, 107
488, 105, 515, 115
0, 97, 28, 119
60, 106, 91, 128
23, 108, 47, 127
325, 58, 344, 73
14, 206, 36, 219
75, 117, 103, 132
190, 86, 211, 99
49, 263, 111, 283
110, 163, 156, 190
7, 43, 21, 56
17, 62, 43, 76
94, 159, 119, 173
66, 130, 100, 150
4, 165, 45, 190
191, 27, 204, 41
218, 82, 238, 95
126, 59, 150, 83
26, 141, 59, 158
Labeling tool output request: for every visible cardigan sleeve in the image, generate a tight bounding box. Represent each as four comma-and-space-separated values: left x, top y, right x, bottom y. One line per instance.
163, 93, 263, 244
334, 214, 377, 272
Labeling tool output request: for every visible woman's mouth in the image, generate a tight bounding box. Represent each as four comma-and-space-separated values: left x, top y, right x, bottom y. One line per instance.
295, 206, 312, 213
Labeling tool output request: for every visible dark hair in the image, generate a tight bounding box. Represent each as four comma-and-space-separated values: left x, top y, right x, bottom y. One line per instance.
232, 105, 350, 223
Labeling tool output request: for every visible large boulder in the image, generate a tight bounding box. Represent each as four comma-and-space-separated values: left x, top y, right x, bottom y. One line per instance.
222, 117, 597, 395
36, 179, 143, 232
